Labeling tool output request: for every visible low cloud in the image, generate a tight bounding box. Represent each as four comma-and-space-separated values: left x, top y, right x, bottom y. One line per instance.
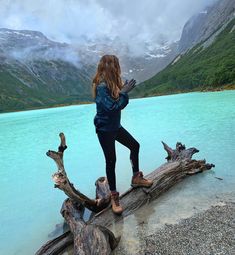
0, 0, 217, 56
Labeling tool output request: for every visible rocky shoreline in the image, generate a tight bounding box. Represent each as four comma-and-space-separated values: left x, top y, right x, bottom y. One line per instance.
113, 201, 235, 255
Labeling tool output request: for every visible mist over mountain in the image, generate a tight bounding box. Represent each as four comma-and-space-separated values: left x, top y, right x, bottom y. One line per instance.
0, 27, 178, 83
0, 0, 219, 82
0, 0, 217, 57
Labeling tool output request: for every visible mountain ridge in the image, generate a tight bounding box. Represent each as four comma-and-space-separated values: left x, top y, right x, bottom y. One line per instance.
178, 0, 235, 52
131, 17, 235, 98
131, 0, 235, 98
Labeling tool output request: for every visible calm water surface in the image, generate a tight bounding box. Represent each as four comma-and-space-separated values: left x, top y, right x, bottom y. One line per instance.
0, 91, 234, 255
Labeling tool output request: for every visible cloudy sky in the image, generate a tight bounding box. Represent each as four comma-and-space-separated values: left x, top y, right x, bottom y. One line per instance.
0, 0, 217, 48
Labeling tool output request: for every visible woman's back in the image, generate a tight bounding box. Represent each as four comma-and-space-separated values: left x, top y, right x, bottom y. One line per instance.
94, 82, 129, 132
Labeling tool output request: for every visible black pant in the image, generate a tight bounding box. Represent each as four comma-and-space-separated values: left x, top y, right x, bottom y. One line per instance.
96, 126, 140, 191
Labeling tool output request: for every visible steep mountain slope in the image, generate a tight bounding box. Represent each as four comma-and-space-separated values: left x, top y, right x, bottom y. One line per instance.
179, 0, 235, 52
0, 61, 94, 113
131, 0, 235, 98
0, 28, 96, 113
131, 18, 235, 98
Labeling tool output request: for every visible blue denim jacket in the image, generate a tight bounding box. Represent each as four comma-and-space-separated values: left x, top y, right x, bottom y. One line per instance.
93, 82, 129, 132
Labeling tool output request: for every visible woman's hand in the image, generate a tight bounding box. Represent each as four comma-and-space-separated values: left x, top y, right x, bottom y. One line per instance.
120, 79, 136, 93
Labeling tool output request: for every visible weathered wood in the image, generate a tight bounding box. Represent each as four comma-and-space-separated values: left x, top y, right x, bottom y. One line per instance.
36, 136, 214, 255
47, 133, 110, 212
36, 133, 117, 255
35, 231, 73, 255
60, 199, 119, 255
35, 198, 119, 255
162, 141, 200, 161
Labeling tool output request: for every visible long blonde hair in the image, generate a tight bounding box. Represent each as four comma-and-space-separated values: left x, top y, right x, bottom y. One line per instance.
92, 55, 123, 99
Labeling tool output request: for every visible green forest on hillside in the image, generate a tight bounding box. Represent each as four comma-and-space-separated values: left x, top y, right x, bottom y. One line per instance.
0, 61, 93, 113
131, 18, 235, 97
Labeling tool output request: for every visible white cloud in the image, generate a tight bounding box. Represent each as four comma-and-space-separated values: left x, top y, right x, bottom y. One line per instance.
0, 0, 217, 54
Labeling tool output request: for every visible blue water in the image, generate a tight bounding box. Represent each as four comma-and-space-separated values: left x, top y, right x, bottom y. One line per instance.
0, 91, 235, 255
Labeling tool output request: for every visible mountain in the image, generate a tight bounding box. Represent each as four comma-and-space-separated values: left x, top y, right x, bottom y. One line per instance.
0, 28, 97, 113
119, 41, 178, 83
71, 38, 179, 83
131, 0, 235, 98
0, 28, 177, 113
179, 0, 235, 53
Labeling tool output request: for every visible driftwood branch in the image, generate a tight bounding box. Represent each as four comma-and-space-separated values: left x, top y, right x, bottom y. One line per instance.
36, 133, 117, 255
36, 135, 215, 255
161, 141, 200, 161
46, 132, 110, 212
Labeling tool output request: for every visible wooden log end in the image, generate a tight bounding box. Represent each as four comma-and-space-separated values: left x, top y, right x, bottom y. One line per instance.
46, 150, 57, 157
59, 133, 67, 148
95, 177, 111, 210
46, 150, 63, 162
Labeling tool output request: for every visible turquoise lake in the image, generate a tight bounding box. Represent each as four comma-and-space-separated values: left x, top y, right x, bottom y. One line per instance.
0, 90, 235, 255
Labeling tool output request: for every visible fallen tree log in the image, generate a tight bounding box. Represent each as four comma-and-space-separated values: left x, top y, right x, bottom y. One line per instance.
36, 134, 214, 255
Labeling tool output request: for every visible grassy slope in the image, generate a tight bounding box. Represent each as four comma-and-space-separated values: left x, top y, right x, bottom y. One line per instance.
131, 18, 235, 98
0, 61, 93, 113
0, 69, 61, 112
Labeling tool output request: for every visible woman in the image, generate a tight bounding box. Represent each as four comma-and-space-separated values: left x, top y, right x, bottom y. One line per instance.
92, 55, 153, 214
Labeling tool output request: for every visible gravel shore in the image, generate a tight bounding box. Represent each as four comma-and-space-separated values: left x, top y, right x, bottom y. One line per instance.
113, 201, 235, 255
